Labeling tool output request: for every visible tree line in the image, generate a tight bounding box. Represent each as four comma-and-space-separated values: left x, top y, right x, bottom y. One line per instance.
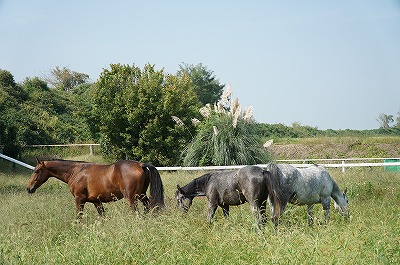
1, 64, 399, 166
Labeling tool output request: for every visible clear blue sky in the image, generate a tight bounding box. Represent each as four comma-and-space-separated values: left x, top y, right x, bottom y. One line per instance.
1, 0, 399, 130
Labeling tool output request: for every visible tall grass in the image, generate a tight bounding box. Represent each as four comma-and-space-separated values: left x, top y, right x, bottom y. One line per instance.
0, 165, 399, 264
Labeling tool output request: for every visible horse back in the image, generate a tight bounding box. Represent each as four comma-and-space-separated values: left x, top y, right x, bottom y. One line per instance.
71, 160, 146, 202
278, 164, 334, 205
205, 170, 246, 205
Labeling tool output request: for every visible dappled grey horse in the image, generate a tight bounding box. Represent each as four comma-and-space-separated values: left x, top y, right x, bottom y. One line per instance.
176, 164, 283, 228
273, 164, 349, 225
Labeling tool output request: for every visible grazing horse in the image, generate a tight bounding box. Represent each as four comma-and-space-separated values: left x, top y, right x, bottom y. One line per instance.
27, 159, 165, 218
274, 164, 349, 225
176, 164, 283, 228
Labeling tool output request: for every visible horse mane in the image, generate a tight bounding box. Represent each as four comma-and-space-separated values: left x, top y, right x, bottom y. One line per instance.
330, 175, 344, 202
181, 172, 214, 197
42, 158, 97, 165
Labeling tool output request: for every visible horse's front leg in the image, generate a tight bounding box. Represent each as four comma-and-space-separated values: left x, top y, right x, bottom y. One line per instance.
321, 197, 331, 223
307, 205, 314, 226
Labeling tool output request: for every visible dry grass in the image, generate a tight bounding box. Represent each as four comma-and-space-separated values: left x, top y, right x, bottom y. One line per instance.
271, 136, 400, 159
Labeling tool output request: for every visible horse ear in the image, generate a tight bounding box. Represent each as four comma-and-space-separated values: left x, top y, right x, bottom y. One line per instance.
344, 188, 348, 195
36, 157, 41, 164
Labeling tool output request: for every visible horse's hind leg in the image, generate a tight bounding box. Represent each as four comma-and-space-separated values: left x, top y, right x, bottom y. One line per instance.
221, 204, 230, 220
269, 198, 285, 227
260, 200, 268, 226
74, 197, 86, 219
207, 202, 218, 223
138, 194, 150, 213
249, 200, 264, 229
94, 202, 105, 216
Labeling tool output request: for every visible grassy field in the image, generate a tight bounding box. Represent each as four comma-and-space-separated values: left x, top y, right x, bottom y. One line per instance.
0, 161, 399, 264
271, 136, 400, 160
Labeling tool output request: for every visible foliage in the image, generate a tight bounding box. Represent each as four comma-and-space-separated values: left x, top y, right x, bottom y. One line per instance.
1, 66, 399, 167
91, 64, 201, 166
257, 122, 400, 140
0, 69, 93, 158
44, 66, 90, 91
177, 62, 224, 105
183, 87, 271, 166
0, 70, 25, 157
377, 113, 394, 128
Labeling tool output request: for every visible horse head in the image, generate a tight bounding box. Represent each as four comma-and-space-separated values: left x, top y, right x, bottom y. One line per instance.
175, 185, 193, 212
334, 188, 349, 219
27, 158, 52, 193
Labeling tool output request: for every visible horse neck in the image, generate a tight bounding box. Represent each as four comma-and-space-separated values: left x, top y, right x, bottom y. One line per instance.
331, 181, 345, 206
44, 160, 79, 183
183, 174, 210, 196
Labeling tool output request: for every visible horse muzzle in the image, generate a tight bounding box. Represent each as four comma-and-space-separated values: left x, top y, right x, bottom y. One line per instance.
27, 187, 36, 193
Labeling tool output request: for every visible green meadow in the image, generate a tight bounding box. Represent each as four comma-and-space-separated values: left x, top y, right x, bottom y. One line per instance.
0, 162, 399, 264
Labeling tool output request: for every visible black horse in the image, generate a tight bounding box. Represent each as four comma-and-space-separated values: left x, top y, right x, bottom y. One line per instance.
176, 164, 284, 228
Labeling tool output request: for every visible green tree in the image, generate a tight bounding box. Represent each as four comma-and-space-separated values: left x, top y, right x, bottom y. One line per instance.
44, 66, 90, 91
0, 69, 16, 87
183, 88, 271, 166
0, 70, 24, 157
18, 77, 93, 145
377, 113, 394, 128
396, 108, 400, 128
177, 63, 224, 105
91, 64, 201, 166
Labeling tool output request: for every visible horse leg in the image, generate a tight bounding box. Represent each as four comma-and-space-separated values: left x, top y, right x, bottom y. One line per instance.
124, 186, 143, 213
322, 198, 331, 223
249, 200, 263, 229
269, 197, 285, 227
221, 204, 230, 220
207, 201, 218, 223
74, 197, 86, 219
138, 194, 150, 213
307, 205, 314, 226
94, 202, 105, 216
128, 196, 139, 212
260, 200, 268, 226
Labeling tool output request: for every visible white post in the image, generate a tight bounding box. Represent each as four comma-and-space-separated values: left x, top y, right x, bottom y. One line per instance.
342, 160, 345, 174
89, 145, 94, 155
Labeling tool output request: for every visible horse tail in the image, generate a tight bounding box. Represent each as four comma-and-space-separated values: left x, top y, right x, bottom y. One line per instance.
263, 163, 285, 219
142, 163, 165, 210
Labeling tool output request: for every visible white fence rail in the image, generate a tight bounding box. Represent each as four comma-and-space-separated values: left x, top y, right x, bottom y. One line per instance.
1, 152, 399, 173
0, 153, 35, 170
25, 144, 100, 155
157, 161, 400, 173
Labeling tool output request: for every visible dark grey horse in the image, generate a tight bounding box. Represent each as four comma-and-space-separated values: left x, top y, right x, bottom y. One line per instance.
176, 164, 283, 228
274, 164, 349, 225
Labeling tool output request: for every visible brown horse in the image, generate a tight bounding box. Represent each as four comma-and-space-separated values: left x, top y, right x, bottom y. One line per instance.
27, 159, 165, 218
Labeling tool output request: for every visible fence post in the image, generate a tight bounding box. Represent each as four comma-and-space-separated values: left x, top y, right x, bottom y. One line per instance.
342, 160, 345, 174
89, 145, 94, 155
